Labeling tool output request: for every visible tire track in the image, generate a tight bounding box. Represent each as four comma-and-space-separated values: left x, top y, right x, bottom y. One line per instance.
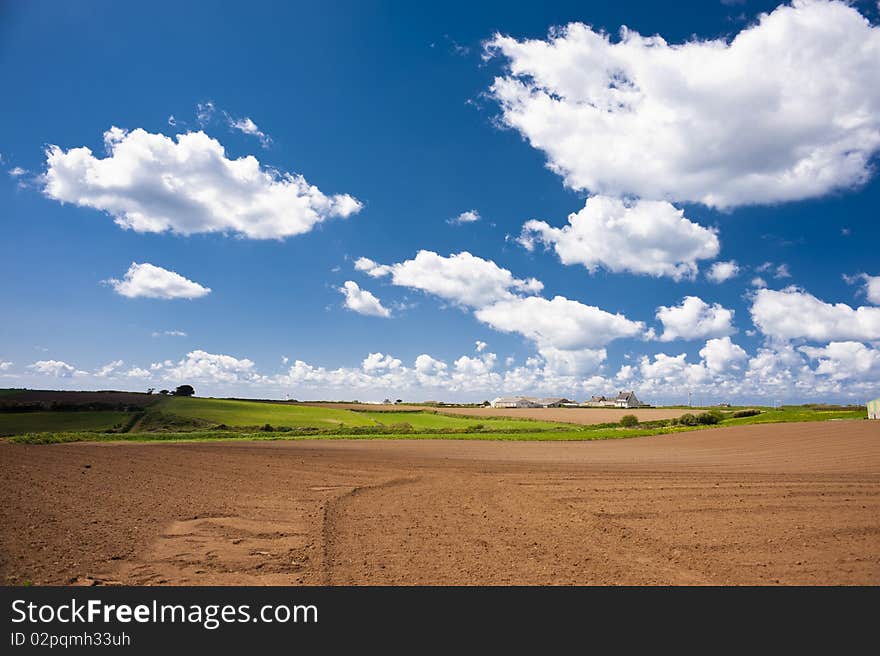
321, 477, 419, 584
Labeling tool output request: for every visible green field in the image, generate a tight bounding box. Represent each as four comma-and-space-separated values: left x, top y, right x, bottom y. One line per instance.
160, 397, 378, 428
0, 411, 132, 436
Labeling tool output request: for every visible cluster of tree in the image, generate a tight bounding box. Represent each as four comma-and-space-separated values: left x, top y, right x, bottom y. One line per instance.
146, 385, 195, 397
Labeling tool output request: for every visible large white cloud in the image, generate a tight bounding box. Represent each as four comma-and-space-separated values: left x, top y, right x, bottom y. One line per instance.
106, 262, 211, 299
656, 296, 735, 341
339, 281, 391, 318
751, 287, 880, 342
486, 0, 880, 207
356, 250, 643, 375
519, 196, 719, 279
44, 127, 361, 239
356, 250, 543, 307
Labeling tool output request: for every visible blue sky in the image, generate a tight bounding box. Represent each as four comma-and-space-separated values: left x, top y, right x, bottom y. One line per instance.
2, 0, 879, 404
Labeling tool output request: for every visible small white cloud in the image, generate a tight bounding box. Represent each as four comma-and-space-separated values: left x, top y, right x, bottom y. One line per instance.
447, 209, 481, 225
656, 296, 736, 342
751, 277, 768, 289
363, 352, 402, 373
167, 115, 177, 126
8, 167, 26, 177
106, 262, 211, 300
29, 360, 79, 378
227, 115, 272, 148
706, 260, 740, 283
475, 340, 488, 352
196, 101, 215, 127
339, 280, 391, 318
95, 359, 124, 377
844, 273, 880, 305
699, 337, 747, 374
775, 264, 791, 279
151, 329, 188, 337
0, 361, 13, 371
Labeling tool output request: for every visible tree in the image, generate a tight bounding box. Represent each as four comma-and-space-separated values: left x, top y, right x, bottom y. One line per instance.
146, 388, 155, 395
158, 389, 169, 395
174, 384, 195, 397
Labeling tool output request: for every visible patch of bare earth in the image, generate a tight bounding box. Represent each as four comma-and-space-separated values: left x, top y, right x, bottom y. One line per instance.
0, 421, 877, 585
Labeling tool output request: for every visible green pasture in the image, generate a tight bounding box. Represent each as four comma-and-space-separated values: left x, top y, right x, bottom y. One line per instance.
0, 411, 132, 436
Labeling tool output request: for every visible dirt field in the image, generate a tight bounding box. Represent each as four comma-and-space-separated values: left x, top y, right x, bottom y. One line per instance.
301, 402, 689, 424
1, 420, 878, 585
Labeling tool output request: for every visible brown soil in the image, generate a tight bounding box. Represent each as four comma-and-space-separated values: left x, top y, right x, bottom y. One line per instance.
1, 420, 878, 586
301, 402, 689, 424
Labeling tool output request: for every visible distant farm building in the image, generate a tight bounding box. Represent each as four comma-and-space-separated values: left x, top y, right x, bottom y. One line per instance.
490, 396, 575, 409
869, 398, 880, 420
585, 391, 644, 409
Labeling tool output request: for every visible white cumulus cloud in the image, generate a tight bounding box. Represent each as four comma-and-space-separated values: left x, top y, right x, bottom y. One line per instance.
356, 250, 543, 307
447, 209, 481, 225
519, 196, 719, 280
845, 273, 880, 305
799, 341, 880, 381
106, 262, 211, 300
28, 360, 79, 378
486, 0, 880, 208
656, 296, 736, 341
699, 337, 748, 374
152, 350, 258, 384
339, 281, 391, 318
751, 287, 880, 342
475, 295, 644, 352
44, 127, 361, 239
706, 261, 740, 283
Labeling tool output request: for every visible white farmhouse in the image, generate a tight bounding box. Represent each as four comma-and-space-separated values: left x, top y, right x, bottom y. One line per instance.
586, 391, 644, 409
614, 391, 642, 409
